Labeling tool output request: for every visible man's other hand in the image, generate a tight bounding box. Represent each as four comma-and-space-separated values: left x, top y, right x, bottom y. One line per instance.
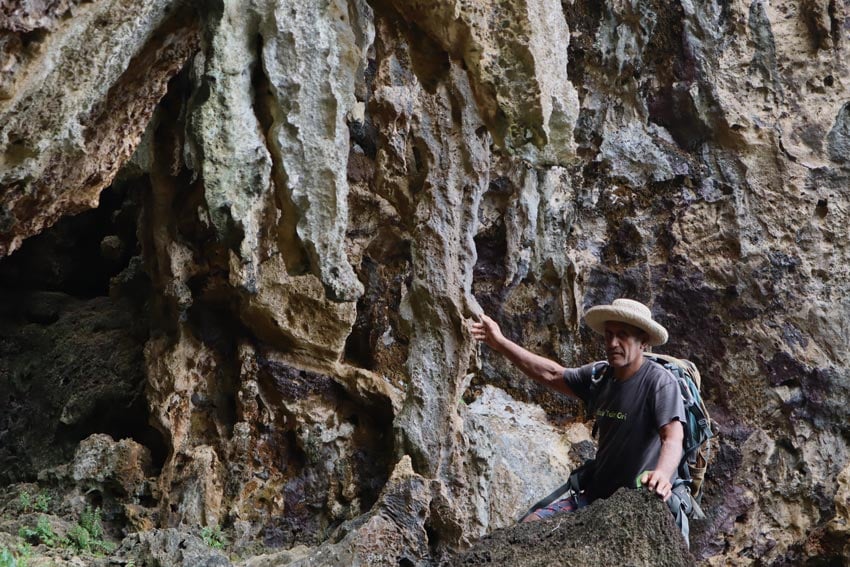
470, 314, 505, 350
639, 470, 673, 502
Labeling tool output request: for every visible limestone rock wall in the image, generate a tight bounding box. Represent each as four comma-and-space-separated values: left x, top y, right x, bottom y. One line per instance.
0, 0, 201, 256
1, 0, 849, 565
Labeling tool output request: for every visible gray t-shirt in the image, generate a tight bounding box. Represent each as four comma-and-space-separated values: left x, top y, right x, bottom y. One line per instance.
563, 359, 686, 500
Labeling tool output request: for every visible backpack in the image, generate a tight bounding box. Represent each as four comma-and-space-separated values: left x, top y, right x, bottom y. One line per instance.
589, 352, 714, 503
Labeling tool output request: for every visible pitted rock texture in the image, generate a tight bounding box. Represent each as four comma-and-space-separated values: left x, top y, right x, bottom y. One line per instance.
450, 489, 693, 567
465, 386, 589, 529
239, 455, 433, 567
383, 0, 580, 162
0, 0, 849, 566
105, 528, 232, 567
72, 434, 153, 499
0, 0, 201, 256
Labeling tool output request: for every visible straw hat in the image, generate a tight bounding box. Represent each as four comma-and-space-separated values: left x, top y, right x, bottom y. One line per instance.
584, 298, 668, 346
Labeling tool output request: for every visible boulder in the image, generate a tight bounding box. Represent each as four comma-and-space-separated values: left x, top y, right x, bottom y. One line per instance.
451, 488, 692, 567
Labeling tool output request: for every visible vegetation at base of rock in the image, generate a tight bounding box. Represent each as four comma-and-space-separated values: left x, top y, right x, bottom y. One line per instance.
17, 491, 50, 514
17, 492, 30, 513
0, 543, 33, 567
15, 543, 31, 567
200, 525, 227, 550
66, 506, 113, 554
65, 522, 113, 555
0, 546, 16, 567
18, 516, 57, 548
0, 541, 51, 567
79, 505, 105, 541
17, 506, 113, 556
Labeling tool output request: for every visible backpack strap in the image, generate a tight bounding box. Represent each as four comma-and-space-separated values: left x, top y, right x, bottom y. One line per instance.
644, 353, 714, 501
517, 459, 596, 522
588, 361, 612, 437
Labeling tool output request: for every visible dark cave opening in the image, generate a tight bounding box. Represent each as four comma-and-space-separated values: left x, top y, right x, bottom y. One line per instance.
54, 389, 168, 474
0, 183, 141, 298
0, 176, 168, 480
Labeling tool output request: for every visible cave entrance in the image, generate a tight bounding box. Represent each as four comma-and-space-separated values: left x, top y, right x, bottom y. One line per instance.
0, 178, 167, 479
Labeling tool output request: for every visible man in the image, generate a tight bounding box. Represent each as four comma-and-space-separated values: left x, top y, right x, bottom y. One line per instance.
471, 298, 686, 521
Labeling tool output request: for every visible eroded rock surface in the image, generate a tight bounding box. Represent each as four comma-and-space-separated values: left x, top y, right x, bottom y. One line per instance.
451, 489, 692, 567
0, 0, 201, 256
107, 528, 232, 567
0, 0, 849, 566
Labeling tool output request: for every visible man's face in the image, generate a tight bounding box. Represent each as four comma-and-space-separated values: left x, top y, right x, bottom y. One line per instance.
603, 321, 647, 368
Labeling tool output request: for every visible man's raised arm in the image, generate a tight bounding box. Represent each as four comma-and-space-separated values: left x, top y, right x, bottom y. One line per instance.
471, 314, 578, 399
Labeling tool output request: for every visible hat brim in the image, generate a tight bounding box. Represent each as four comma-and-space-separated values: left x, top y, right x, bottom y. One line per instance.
584, 306, 668, 346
